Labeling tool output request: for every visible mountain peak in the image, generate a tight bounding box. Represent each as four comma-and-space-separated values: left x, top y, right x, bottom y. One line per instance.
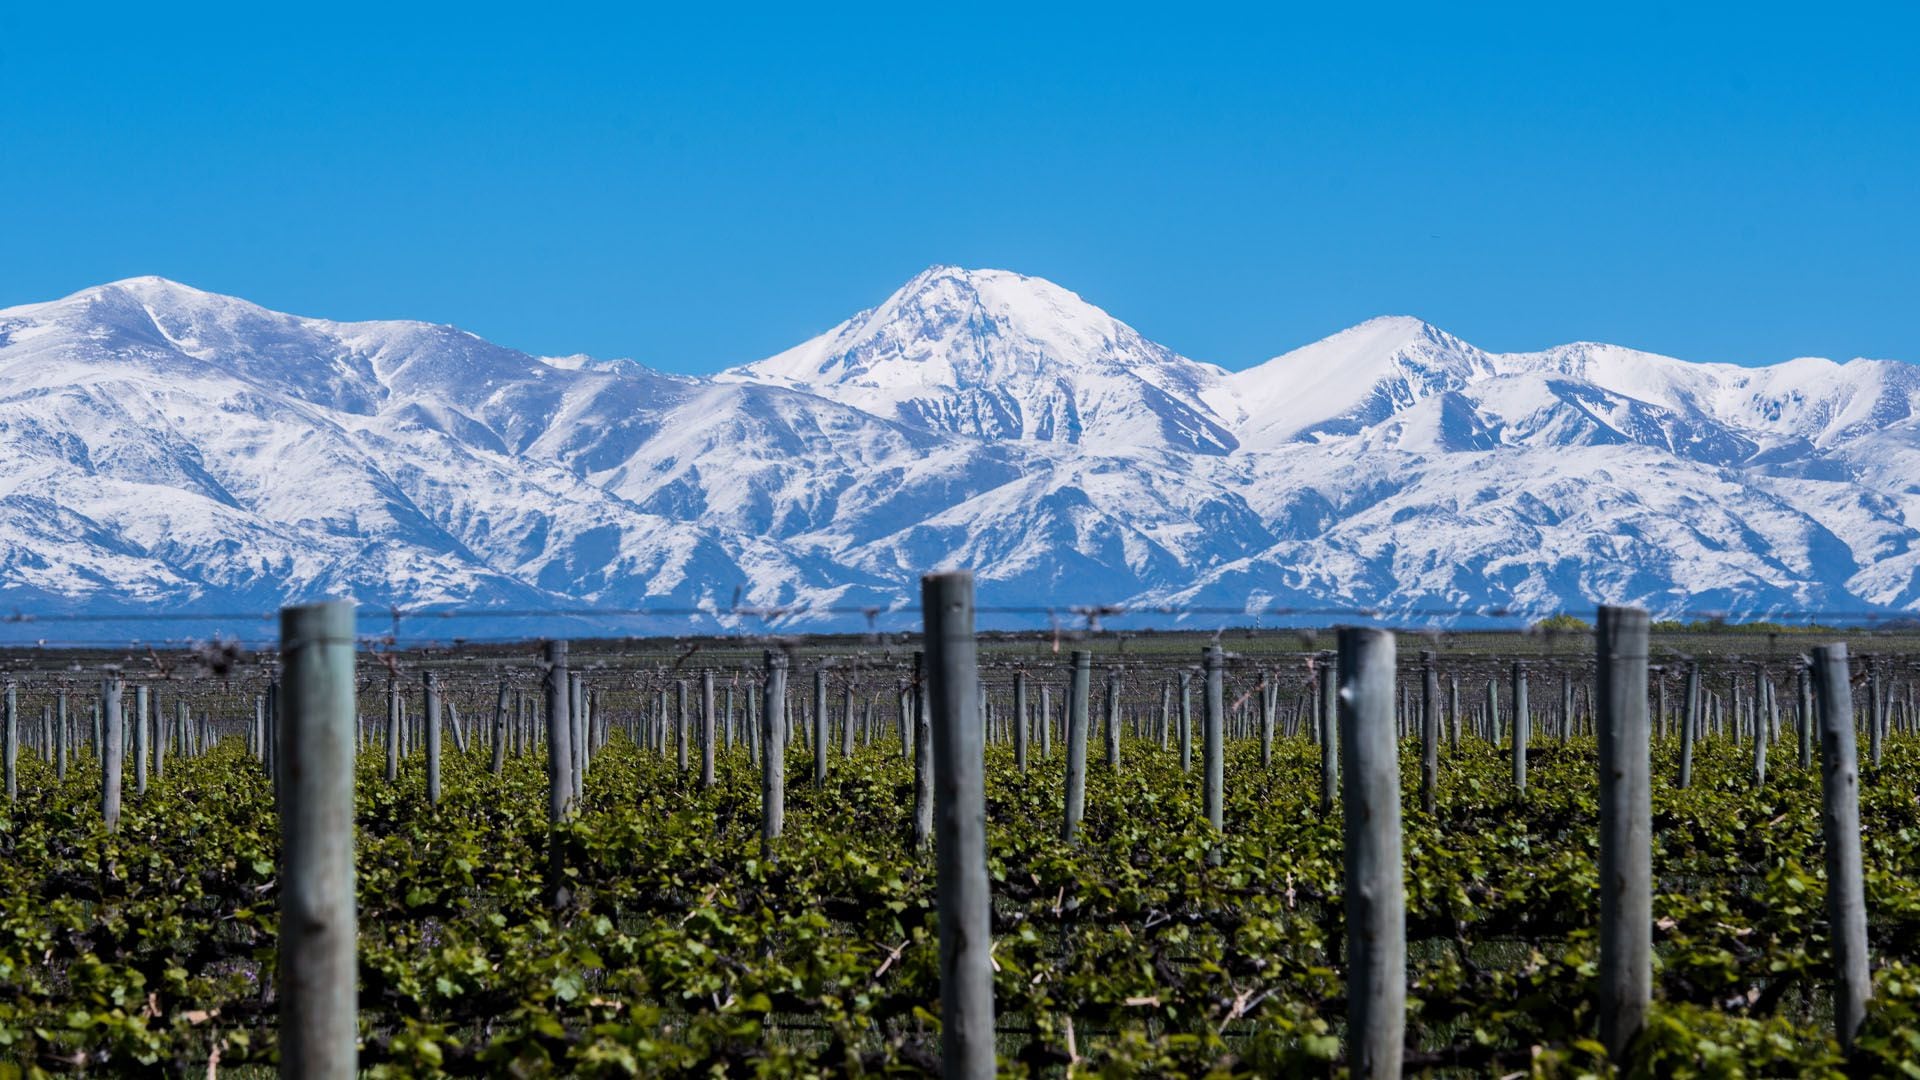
1218, 315, 1489, 449
725, 266, 1236, 453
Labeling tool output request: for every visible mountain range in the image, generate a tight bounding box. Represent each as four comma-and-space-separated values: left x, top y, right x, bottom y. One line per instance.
2, 265, 1915, 642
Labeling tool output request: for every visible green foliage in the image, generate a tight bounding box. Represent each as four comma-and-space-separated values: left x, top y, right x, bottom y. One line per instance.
1532, 614, 1592, 633
2, 728, 1919, 1075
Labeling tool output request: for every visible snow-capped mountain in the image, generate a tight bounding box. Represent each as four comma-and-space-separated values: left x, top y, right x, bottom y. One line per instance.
0, 268, 1914, 641
726, 266, 1238, 456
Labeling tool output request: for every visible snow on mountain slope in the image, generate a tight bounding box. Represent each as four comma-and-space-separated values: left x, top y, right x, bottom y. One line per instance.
2, 270, 1918, 635
726, 266, 1238, 455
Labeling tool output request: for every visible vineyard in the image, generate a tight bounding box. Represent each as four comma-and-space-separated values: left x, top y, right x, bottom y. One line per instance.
3, 593, 1920, 1076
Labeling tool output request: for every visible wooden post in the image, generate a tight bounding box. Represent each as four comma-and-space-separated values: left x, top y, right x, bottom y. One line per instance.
1679, 662, 1700, 789
1203, 646, 1225, 834
424, 670, 442, 806
912, 653, 934, 851
814, 668, 829, 786
131, 685, 148, 797
491, 680, 509, 775
921, 572, 994, 1079
384, 675, 400, 783
762, 651, 788, 856
3, 680, 14, 803
1338, 627, 1404, 1078
276, 602, 358, 1079
448, 700, 468, 755
1319, 654, 1338, 811
1104, 670, 1121, 769
1811, 643, 1870, 1050
1013, 671, 1029, 773
544, 640, 573, 910
1870, 663, 1884, 769
1178, 670, 1193, 772
676, 679, 690, 771
1512, 661, 1530, 795
1596, 605, 1651, 1062
1751, 664, 1769, 789
55, 691, 68, 780
1039, 684, 1053, 759
701, 669, 717, 789
101, 677, 125, 832
1063, 650, 1091, 842
1486, 677, 1501, 747
1448, 674, 1461, 749
1420, 650, 1439, 814
1259, 672, 1275, 768
1799, 666, 1814, 769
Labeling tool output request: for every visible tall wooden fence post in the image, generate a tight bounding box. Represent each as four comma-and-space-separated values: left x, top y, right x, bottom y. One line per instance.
1178, 670, 1192, 772
384, 675, 400, 783
922, 572, 995, 1079
1013, 671, 1029, 773
424, 670, 442, 806
1798, 666, 1814, 769
1338, 627, 1404, 1078
1203, 645, 1225, 834
701, 669, 718, 789
762, 650, 789, 856
491, 680, 509, 775
101, 677, 125, 833
814, 668, 829, 786
1319, 653, 1338, 811
1679, 662, 1700, 789
544, 640, 573, 910
1063, 650, 1091, 842
277, 600, 358, 1079
912, 652, 934, 851
1596, 605, 1652, 1062
1512, 661, 1529, 795
132, 685, 149, 797
1811, 643, 1870, 1050
1420, 650, 1439, 814
4, 679, 16, 803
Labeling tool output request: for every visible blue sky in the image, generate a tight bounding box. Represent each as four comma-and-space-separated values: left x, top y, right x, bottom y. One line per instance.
2, 2, 1915, 373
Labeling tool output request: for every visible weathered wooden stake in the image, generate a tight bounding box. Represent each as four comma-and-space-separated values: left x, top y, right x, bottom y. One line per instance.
3, 680, 15, 803
814, 668, 829, 786
1338, 627, 1404, 1079
1596, 605, 1651, 1062
491, 680, 509, 775
1013, 671, 1029, 773
762, 651, 788, 856
1063, 650, 1091, 842
1420, 650, 1439, 814
384, 676, 400, 783
1203, 645, 1225, 834
424, 671, 443, 806
1799, 666, 1814, 769
56, 692, 68, 780
1259, 672, 1275, 767
1178, 670, 1193, 772
101, 677, 125, 832
544, 640, 574, 910
912, 653, 934, 851
1513, 661, 1529, 795
1679, 662, 1700, 789
1319, 654, 1338, 811
921, 572, 995, 1080
1103, 670, 1121, 769
701, 669, 717, 789
276, 602, 358, 1079
1811, 643, 1870, 1051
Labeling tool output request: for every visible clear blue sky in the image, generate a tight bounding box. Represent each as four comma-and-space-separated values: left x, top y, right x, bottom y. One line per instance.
3, 2, 1915, 373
